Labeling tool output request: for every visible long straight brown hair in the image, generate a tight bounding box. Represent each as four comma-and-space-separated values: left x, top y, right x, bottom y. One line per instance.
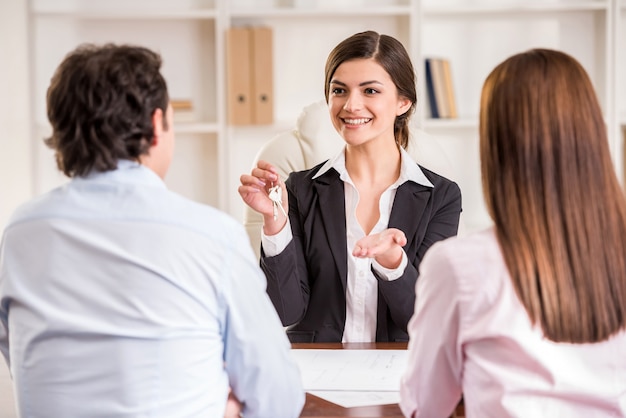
480, 48, 626, 343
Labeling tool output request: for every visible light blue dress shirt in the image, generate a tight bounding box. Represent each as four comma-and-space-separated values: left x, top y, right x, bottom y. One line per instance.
0, 161, 304, 418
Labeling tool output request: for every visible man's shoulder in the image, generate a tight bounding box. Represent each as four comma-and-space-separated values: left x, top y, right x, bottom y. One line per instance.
4, 182, 245, 244
4, 187, 64, 229
163, 191, 242, 234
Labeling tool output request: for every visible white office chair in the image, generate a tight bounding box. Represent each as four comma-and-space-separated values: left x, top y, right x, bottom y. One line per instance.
243, 100, 464, 257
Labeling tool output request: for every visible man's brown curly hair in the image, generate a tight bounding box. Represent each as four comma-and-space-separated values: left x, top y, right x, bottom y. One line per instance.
45, 43, 169, 177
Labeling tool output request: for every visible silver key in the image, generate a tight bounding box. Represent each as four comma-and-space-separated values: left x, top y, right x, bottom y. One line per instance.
268, 183, 287, 220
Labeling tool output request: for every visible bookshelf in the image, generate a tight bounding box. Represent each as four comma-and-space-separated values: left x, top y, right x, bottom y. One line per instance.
26, 0, 624, 234
27, 0, 419, 223
419, 0, 618, 231
29, 0, 224, 210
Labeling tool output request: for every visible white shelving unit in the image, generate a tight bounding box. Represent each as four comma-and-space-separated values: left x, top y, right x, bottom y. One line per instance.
420, 0, 620, 232
27, 0, 625, 233
29, 0, 225, 210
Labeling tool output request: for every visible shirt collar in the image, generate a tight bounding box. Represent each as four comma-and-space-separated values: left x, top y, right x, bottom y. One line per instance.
312, 146, 434, 188
75, 159, 167, 189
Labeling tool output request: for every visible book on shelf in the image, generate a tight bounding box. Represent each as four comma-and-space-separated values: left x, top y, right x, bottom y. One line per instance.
171, 99, 196, 123
424, 57, 457, 119
170, 98, 196, 122
424, 58, 438, 118
226, 25, 274, 126
441, 59, 457, 119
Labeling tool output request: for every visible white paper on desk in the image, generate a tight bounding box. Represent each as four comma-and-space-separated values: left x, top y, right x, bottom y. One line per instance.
290, 349, 408, 392
309, 390, 401, 408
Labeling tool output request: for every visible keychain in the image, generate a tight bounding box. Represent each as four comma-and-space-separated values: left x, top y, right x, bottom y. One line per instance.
268, 182, 287, 221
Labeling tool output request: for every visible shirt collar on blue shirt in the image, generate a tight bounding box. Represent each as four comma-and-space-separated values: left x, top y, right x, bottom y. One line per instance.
312, 146, 434, 188
75, 159, 167, 189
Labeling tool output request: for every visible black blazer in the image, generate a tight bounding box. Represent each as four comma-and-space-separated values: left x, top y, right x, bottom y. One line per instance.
260, 161, 462, 343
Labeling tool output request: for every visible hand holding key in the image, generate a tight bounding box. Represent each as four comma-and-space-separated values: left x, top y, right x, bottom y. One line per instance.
238, 160, 289, 235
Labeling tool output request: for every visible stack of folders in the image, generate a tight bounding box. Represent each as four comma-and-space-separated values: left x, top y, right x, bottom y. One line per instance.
170, 99, 194, 123
226, 26, 274, 126
424, 58, 457, 119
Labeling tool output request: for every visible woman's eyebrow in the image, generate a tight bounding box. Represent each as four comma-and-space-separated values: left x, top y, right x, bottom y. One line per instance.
330, 79, 383, 87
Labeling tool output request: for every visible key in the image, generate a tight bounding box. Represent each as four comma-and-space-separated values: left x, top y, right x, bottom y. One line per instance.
268, 183, 287, 220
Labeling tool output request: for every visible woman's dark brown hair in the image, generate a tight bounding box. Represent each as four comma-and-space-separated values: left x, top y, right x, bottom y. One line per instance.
480, 48, 626, 343
45, 43, 169, 177
324, 30, 416, 149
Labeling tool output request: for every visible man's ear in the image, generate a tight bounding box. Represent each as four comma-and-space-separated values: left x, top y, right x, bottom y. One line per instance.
151, 108, 164, 146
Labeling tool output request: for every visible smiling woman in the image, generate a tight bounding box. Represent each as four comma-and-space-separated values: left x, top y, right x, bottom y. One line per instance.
327, 57, 413, 235
239, 30, 463, 344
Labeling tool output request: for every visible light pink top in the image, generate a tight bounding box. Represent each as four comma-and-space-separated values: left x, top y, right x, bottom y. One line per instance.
400, 227, 626, 418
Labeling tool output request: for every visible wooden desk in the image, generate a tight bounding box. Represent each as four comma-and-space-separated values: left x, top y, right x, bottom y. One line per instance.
293, 342, 464, 418
293, 342, 404, 418
301, 392, 404, 418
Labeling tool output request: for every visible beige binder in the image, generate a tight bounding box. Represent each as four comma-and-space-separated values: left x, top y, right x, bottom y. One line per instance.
226, 27, 252, 125
250, 26, 274, 125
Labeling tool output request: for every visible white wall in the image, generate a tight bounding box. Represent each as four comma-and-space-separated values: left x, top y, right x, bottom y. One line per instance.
0, 0, 29, 416
0, 0, 32, 229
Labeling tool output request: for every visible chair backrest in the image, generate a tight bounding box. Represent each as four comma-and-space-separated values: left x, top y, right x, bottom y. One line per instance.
243, 100, 463, 257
